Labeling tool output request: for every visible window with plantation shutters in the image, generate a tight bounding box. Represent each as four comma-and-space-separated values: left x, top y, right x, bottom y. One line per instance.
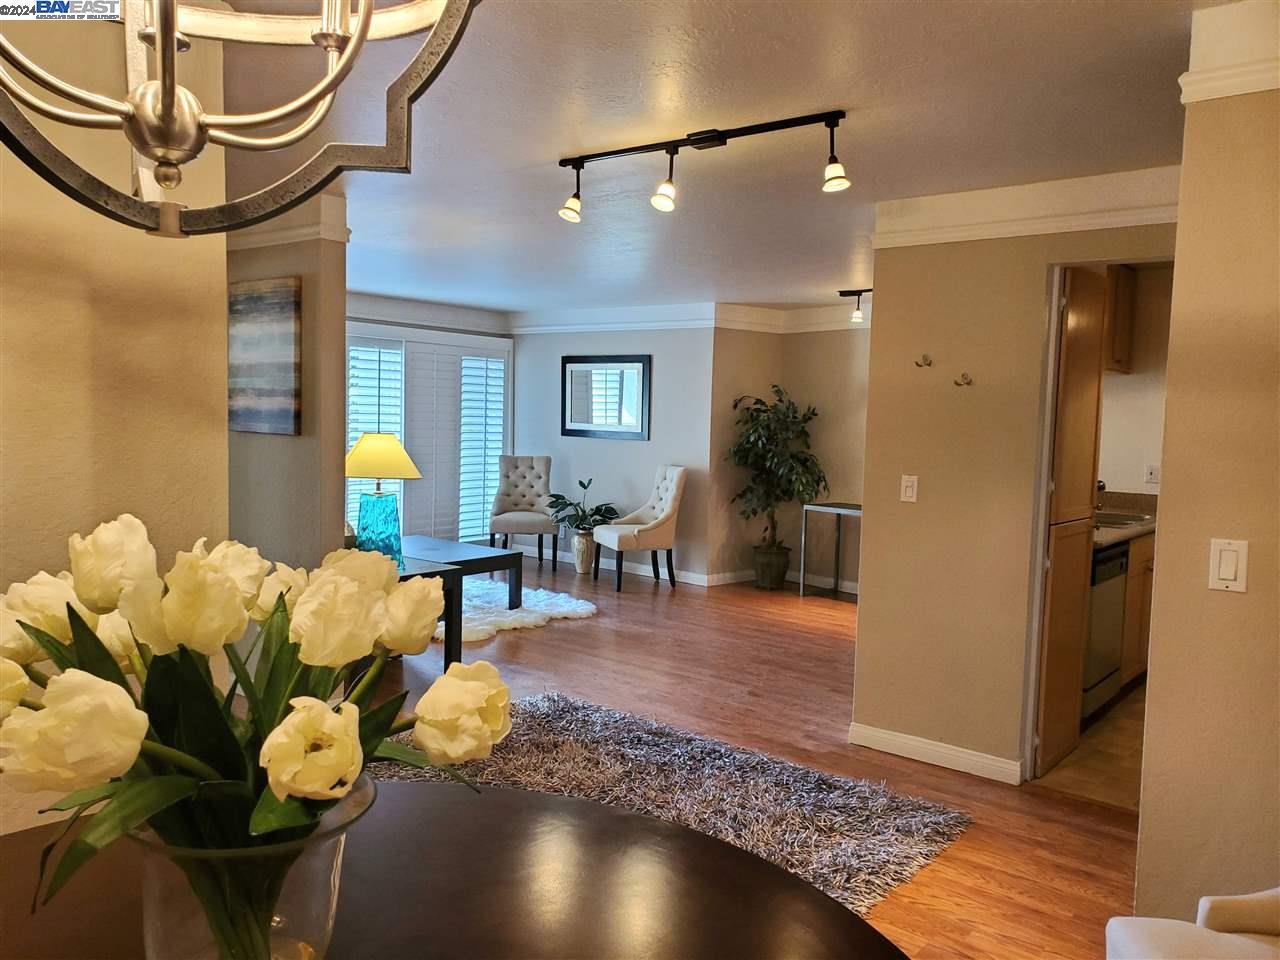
458, 356, 506, 540
345, 322, 511, 542
345, 337, 404, 530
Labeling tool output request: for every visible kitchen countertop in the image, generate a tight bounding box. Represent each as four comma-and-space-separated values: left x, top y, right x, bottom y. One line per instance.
1093, 519, 1157, 549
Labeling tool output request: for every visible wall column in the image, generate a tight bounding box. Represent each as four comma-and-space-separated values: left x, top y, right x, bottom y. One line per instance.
227, 193, 350, 568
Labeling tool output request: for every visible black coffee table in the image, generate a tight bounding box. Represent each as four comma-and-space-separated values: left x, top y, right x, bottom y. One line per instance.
399, 557, 463, 669
402, 535, 523, 611
0, 783, 908, 959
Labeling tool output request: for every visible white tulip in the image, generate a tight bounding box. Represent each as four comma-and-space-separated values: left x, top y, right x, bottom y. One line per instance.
0, 597, 44, 665
0, 669, 148, 793
193, 539, 271, 610
259, 697, 362, 801
317, 548, 400, 595
67, 513, 157, 613
118, 547, 248, 657
94, 611, 138, 672
412, 660, 512, 764
380, 576, 444, 656
289, 574, 387, 668
250, 563, 308, 623
0, 657, 29, 721
4, 571, 98, 643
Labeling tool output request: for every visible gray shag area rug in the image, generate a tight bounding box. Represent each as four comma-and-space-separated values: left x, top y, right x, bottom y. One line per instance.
378, 693, 970, 914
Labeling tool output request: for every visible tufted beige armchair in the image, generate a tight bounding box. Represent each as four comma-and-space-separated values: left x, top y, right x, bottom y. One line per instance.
592, 464, 688, 591
489, 455, 559, 568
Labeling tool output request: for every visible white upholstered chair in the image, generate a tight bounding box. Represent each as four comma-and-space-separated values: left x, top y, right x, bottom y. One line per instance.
592, 465, 687, 591
489, 455, 559, 569
1106, 889, 1280, 959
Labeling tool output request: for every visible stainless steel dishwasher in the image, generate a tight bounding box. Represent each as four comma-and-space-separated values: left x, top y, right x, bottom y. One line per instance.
1083, 542, 1128, 719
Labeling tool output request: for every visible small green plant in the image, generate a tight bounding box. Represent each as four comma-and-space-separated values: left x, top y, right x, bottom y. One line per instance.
547, 478, 620, 533
728, 385, 828, 548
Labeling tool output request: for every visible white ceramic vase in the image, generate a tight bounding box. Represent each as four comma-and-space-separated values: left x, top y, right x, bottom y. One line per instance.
571, 532, 595, 574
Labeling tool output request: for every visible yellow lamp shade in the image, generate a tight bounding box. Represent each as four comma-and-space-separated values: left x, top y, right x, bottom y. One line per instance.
345, 433, 422, 480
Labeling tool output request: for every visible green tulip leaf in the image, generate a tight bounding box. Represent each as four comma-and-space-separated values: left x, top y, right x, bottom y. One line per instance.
42, 776, 198, 904
249, 788, 316, 837
358, 690, 408, 757
17, 622, 75, 672
66, 605, 131, 695
252, 595, 290, 690
372, 740, 480, 793
38, 781, 122, 814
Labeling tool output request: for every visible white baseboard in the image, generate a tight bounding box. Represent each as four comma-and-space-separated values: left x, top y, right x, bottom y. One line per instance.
508, 542, 710, 586
706, 569, 755, 586
785, 569, 858, 596
848, 721, 1023, 785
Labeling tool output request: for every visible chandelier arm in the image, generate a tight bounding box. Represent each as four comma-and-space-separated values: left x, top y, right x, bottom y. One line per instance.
208, 92, 335, 151
172, 1, 443, 46
156, 0, 177, 119
0, 36, 131, 117
0, 62, 124, 129
201, 0, 373, 130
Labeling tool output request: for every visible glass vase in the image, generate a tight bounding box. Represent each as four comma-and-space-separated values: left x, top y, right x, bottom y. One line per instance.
130, 777, 376, 960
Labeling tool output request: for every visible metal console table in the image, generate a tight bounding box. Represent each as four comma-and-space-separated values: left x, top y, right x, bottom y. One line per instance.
799, 501, 863, 600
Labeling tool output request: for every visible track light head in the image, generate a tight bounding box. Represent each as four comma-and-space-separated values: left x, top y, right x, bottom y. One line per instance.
650, 179, 676, 212
838, 287, 871, 323
823, 157, 851, 192
559, 192, 582, 223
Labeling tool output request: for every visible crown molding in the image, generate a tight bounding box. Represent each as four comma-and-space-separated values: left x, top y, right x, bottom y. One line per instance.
227, 193, 350, 250
873, 166, 1179, 249
510, 303, 717, 334
1181, 0, 1280, 104
1180, 58, 1280, 104
347, 291, 511, 336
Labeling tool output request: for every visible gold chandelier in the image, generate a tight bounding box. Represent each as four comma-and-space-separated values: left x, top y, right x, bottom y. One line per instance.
0, 0, 476, 237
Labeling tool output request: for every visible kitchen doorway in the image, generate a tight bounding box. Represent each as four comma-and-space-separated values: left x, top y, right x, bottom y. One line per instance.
1029, 260, 1172, 810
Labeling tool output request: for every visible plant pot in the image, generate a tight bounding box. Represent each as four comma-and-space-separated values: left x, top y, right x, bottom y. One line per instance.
753, 545, 791, 590
131, 776, 377, 960
571, 531, 595, 574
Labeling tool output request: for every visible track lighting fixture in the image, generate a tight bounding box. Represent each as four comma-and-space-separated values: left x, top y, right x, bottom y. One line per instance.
557, 109, 849, 220
650, 148, 678, 213
823, 118, 851, 193
839, 288, 871, 323
559, 162, 583, 223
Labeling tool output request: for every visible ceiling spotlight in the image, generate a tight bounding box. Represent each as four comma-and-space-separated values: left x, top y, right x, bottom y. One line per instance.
558, 163, 583, 223
651, 147, 678, 212
839, 288, 871, 323
823, 119, 851, 193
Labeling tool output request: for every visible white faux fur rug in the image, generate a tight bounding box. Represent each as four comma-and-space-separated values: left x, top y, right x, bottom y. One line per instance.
432, 578, 597, 643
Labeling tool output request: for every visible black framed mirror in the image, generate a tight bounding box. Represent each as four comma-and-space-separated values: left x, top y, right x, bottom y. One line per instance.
560, 355, 652, 440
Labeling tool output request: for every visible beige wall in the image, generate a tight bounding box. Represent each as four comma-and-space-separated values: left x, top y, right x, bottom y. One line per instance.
852, 224, 1177, 762
707, 327, 871, 588
1135, 90, 1279, 919
512, 328, 714, 574
1098, 265, 1173, 494
227, 203, 348, 568
0, 25, 227, 830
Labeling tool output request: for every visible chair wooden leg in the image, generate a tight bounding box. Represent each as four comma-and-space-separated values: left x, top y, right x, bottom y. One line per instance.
593, 543, 601, 580
537, 534, 544, 565
615, 551, 624, 592
551, 534, 558, 571
651, 551, 660, 581
667, 549, 676, 587
489, 533, 496, 547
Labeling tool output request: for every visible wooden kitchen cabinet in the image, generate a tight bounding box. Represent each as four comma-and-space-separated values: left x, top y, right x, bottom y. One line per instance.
1103, 264, 1137, 374
1121, 533, 1155, 683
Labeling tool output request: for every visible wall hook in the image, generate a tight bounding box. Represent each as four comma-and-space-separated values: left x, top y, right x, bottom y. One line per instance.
914, 354, 932, 368
953, 372, 973, 386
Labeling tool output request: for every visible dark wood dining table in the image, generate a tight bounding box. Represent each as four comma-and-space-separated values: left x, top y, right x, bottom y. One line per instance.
0, 782, 908, 959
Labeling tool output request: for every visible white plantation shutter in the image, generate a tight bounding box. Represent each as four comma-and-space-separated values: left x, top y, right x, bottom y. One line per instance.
345, 337, 404, 529
591, 368, 623, 425
458, 356, 506, 539
346, 322, 511, 542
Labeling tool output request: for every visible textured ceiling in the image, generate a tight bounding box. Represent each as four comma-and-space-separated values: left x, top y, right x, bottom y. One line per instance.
224, 0, 1193, 311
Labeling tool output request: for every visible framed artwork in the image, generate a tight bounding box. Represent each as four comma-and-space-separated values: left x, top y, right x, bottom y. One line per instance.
228, 277, 302, 435
560, 354, 651, 441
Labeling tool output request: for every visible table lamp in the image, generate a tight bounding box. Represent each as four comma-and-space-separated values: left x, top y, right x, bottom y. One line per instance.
345, 432, 422, 568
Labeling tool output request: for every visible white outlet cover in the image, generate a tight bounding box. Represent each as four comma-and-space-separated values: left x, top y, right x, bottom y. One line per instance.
1145, 463, 1161, 484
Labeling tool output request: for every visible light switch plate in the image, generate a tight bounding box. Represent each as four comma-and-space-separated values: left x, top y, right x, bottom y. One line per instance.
900, 474, 918, 503
1145, 463, 1161, 484
1209, 538, 1248, 592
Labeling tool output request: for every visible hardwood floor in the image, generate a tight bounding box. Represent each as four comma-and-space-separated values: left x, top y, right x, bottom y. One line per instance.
1033, 685, 1146, 812
381, 559, 1138, 959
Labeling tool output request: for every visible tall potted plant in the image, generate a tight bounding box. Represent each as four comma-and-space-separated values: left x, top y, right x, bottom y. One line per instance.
728, 385, 829, 589
547, 479, 620, 574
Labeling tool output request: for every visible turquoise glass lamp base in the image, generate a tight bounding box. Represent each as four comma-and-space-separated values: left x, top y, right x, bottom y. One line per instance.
355, 492, 404, 570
